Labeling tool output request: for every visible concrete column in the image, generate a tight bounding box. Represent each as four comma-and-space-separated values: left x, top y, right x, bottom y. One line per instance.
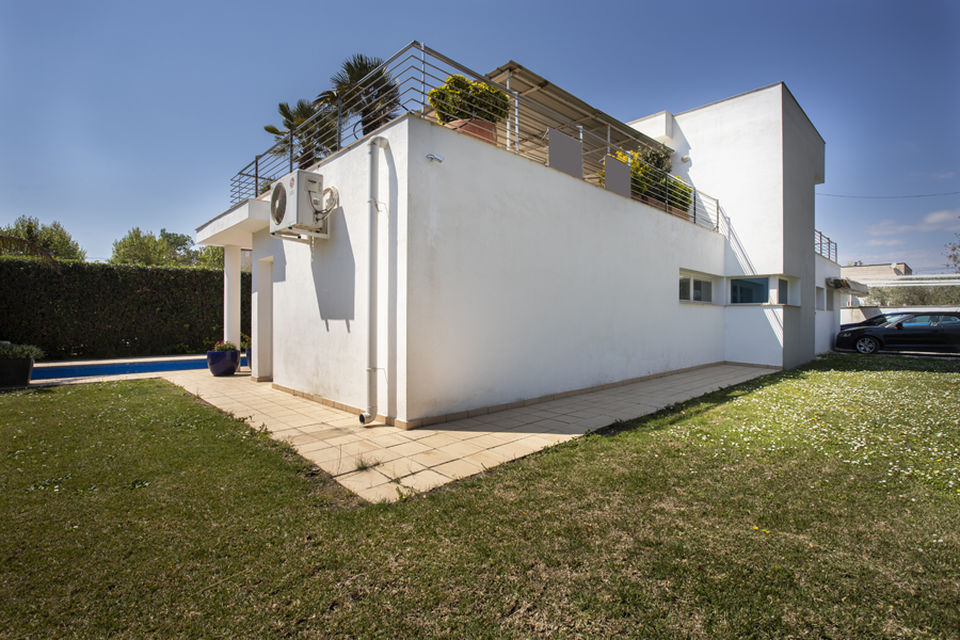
223, 244, 241, 346
252, 257, 273, 380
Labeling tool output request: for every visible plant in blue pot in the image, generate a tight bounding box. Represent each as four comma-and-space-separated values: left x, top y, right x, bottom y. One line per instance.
240, 333, 252, 371
206, 340, 241, 376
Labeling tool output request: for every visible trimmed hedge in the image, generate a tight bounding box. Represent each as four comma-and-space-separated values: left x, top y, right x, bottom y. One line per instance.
0, 257, 250, 360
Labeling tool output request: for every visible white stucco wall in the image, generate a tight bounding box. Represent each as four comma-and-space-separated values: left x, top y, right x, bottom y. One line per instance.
781, 91, 825, 366
814, 254, 841, 353
723, 305, 784, 367
403, 117, 727, 420
252, 118, 411, 420
636, 83, 826, 369
637, 85, 786, 277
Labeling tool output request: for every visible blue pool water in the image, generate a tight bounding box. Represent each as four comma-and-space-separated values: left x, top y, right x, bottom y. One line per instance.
32, 355, 248, 380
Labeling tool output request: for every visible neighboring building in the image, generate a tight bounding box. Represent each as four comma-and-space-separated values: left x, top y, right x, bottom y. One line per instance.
842, 262, 913, 279
197, 42, 846, 429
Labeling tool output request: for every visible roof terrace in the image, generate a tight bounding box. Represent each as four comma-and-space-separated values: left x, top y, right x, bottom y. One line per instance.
229, 41, 720, 230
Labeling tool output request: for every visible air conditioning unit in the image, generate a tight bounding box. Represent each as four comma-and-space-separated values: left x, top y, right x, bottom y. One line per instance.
269, 170, 329, 238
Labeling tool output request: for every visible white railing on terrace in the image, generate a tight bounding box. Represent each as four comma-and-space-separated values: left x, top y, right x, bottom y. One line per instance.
814, 230, 838, 262
230, 41, 721, 230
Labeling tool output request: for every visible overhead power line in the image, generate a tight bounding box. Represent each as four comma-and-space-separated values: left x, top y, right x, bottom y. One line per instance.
816, 190, 960, 200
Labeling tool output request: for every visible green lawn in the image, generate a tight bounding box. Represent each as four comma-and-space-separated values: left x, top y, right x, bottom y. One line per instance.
1, 354, 958, 639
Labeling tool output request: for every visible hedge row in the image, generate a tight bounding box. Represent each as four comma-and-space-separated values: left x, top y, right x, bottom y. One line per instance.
0, 257, 250, 360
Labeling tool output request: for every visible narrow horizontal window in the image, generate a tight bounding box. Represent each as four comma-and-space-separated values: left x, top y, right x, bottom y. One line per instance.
730, 278, 768, 304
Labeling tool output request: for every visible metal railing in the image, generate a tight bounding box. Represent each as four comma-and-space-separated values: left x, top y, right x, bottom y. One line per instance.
814, 229, 838, 262
230, 41, 720, 230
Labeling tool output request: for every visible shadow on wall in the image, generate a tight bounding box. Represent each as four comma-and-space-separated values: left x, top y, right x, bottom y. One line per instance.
312, 206, 356, 331
725, 211, 758, 276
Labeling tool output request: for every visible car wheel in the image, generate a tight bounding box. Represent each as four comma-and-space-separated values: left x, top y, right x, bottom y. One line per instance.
855, 336, 879, 354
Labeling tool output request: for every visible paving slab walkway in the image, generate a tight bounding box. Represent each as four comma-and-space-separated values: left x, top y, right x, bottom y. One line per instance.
160, 363, 777, 502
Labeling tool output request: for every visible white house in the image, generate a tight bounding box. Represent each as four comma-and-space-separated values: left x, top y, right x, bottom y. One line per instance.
197, 42, 846, 429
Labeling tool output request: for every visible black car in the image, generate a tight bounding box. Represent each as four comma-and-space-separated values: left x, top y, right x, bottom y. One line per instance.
839, 312, 911, 332
835, 313, 960, 354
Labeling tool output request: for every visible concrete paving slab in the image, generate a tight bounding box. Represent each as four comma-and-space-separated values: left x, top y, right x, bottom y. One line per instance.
60, 362, 782, 502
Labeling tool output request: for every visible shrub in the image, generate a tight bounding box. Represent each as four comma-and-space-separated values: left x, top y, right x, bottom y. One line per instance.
867, 286, 960, 306
0, 342, 44, 360
428, 75, 510, 125
599, 149, 693, 212
212, 340, 238, 352
667, 176, 693, 214
0, 257, 250, 360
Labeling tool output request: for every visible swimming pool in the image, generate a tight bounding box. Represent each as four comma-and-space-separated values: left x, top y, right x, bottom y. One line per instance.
31, 355, 248, 380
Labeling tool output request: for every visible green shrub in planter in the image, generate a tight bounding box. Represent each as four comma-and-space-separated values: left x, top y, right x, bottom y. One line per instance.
0, 342, 44, 387
0, 342, 44, 360
428, 75, 510, 125
667, 176, 693, 214
598, 149, 693, 213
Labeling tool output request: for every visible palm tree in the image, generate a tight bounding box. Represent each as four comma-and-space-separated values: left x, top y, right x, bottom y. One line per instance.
317, 54, 399, 138
264, 99, 338, 169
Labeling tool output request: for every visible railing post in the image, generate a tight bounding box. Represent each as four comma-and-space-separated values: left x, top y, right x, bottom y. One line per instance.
254, 155, 259, 198
336, 96, 342, 150
420, 45, 426, 112
692, 188, 697, 225
513, 91, 520, 153
715, 201, 720, 231
289, 132, 294, 173
505, 69, 512, 149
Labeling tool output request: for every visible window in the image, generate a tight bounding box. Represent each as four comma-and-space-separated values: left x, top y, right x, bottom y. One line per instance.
826, 289, 835, 311
680, 274, 714, 303
778, 279, 789, 304
815, 286, 825, 310
693, 279, 712, 302
902, 314, 940, 328
730, 278, 768, 303
939, 314, 960, 326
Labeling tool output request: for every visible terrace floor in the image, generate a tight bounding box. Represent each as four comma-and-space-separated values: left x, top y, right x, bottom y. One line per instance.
159, 363, 777, 502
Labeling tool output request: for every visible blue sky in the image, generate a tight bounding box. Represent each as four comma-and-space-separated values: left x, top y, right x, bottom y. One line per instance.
1, 0, 957, 270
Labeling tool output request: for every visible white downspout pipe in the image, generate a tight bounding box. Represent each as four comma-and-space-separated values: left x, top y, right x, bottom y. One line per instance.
360, 136, 389, 425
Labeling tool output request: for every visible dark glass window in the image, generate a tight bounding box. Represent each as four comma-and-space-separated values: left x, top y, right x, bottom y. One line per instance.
693, 279, 712, 302
730, 278, 768, 303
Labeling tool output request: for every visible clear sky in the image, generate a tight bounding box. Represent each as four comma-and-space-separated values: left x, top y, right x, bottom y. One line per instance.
1, 0, 957, 270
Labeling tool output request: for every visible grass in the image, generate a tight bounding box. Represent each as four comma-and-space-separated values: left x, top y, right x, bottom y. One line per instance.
1, 354, 958, 638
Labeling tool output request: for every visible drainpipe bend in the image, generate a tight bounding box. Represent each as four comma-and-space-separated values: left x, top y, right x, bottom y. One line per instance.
360, 136, 389, 425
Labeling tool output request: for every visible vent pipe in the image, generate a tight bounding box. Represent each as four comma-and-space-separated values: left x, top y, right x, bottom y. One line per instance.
360, 137, 388, 425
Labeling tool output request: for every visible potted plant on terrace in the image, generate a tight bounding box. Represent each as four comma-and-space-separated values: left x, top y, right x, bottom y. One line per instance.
206, 340, 241, 377
240, 333, 251, 370
599, 149, 694, 219
428, 74, 510, 145
0, 342, 44, 387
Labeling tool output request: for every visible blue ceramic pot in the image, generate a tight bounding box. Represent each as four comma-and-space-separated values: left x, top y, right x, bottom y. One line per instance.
206, 350, 240, 376
0, 357, 33, 387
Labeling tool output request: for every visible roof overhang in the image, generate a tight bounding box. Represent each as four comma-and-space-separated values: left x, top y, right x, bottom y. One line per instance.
196, 198, 270, 248
486, 61, 670, 154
